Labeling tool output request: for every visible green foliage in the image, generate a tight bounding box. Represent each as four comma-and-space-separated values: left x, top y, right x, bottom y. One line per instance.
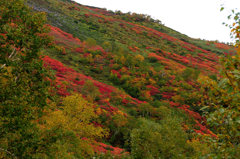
199, 56, 240, 156
81, 80, 101, 101
182, 68, 200, 81
198, 7, 240, 157
86, 37, 97, 47
130, 118, 195, 159
148, 56, 158, 63
137, 103, 154, 118
102, 41, 113, 52
32, 129, 92, 159
0, 0, 236, 158
0, 0, 52, 157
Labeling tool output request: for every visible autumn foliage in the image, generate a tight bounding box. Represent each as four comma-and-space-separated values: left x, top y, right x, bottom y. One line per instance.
0, 0, 239, 158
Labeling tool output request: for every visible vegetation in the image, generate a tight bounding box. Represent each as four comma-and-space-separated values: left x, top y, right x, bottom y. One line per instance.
0, 0, 239, 158
197, 7, 240, 157
0, 0, 52, 158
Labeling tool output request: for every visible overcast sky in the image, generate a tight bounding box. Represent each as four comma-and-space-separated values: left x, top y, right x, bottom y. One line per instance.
74, 0, 240, 43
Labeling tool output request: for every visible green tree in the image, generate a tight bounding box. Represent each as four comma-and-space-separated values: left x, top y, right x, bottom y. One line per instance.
198, 7, 240, 157
0, 0, 52, 157
130, 118, 194, 159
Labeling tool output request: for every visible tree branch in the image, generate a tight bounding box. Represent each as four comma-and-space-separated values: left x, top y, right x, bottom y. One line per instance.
9, 48, 16, 59
0, 48, 16, 70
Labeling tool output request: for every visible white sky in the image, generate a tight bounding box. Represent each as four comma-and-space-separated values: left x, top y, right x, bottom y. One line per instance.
74, 0, 240, 43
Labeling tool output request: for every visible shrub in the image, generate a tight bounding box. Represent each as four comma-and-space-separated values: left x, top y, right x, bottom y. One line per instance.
86, 37, 97, 47
130, 118, 194, 159
81, 80, 101, 101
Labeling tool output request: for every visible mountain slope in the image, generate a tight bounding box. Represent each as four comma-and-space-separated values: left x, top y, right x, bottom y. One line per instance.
26, 0, 236, 157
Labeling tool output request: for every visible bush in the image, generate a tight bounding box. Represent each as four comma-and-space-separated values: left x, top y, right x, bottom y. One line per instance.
86, 37, 97, 47
81, 80, 101, 101
130, 118, 194, 159
148, 56, 158, 63
182, 68, 200, 81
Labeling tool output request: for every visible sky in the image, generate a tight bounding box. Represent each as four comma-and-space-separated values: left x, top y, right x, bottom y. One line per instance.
73, 0, 240, 43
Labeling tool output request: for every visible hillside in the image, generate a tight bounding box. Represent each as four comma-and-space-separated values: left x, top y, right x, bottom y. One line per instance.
1, 0, 239, 158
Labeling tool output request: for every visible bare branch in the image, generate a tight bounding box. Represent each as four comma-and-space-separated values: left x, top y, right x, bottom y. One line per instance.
0, 48, 17, 70
0, 64, 6, 69
9, 48, 16, 59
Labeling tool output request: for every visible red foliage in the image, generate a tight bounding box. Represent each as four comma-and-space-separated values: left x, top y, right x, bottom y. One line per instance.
129, 46, 140, 52
43, 56, 115, 96
81, 137, 127, 156
73, 80, 85, 85
68, 6, 81, 11
111, 70, 121, 78
146, 85, 160, 95
61, 47, 66, 55
55, 77, 70, 96
84, 14, 89, 18
168, 101, 217, 137
121, 98, 130, 105
44, 26, 148, 116
43, 55, 130, 118
131, 27, 143, 34
93, 142, 127, 156
94, 82, 114, 94
148, 52, 186, 71
100, 105, 119, 114
194, 120, 217, 138
75, 47, 84, 53
148, 49, 219, 73
48, 25, 81, 47
43, 55, 75, 73
214, 42, 232, 50
161, 92, 175, 99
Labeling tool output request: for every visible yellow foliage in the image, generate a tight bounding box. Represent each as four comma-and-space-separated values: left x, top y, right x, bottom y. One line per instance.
120, 56, 126, 64
141, 90, 153, 100
149, 78, 157, 85
197, 74, 210, 83
0, 66, 13, 86
88, 55, 94, 63
172, 95, 184, 103
116, 110, 126, 117
95, 107, 102, 115
173, 87, 179, 92
43, 93, 108, 140
187, 138, 211, 156
112, 114, 128, 127
135, 54, 144, 62
130, 77, 146, 87
121, 67, 128, 73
